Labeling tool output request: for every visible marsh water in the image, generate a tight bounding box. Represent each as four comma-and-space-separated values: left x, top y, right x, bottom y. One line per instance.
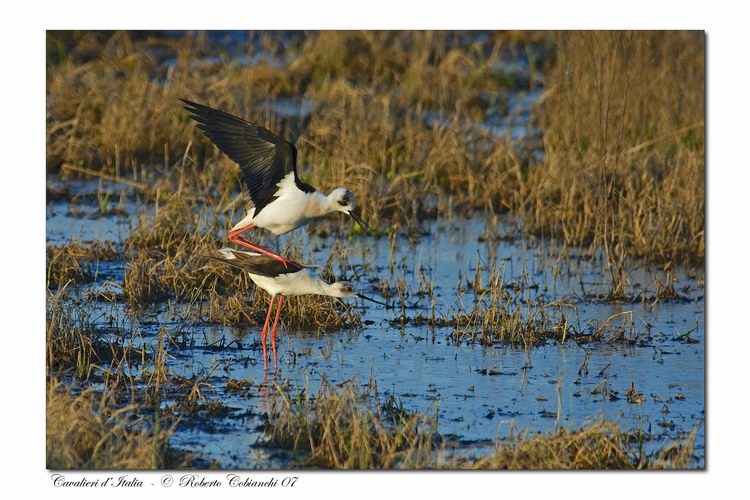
47, 184, 705, 468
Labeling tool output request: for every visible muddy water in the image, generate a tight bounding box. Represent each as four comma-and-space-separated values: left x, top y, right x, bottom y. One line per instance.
47, 191, 705, 468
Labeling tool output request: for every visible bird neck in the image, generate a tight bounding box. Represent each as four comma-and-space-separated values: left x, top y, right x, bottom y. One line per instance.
305, 191, 338, 218
295, 271, 339, 297
316, 280, 341, 297
306, 192, 345, 219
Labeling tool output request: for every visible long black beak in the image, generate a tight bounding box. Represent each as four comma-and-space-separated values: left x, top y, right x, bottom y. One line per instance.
356, 293, 391, 308
349, 209, 374, 233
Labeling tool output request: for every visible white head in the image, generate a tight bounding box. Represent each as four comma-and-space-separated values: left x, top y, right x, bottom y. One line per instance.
328, 188, 355, 214
323, 281, 389, 307
326, 188, 371, 231
326, 281, 357, 298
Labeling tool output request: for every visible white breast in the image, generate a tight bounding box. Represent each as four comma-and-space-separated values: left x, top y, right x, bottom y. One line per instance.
233, 173, 328, 235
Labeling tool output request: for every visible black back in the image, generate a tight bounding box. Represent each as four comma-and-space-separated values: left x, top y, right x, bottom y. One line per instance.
211, 249, 305, 278
182, 99, 316, 214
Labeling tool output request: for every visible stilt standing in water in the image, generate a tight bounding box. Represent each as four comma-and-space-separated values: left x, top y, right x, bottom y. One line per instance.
211, 248, 386, 369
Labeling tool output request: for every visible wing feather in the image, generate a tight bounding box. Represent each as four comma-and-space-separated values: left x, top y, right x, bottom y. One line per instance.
182, 99, 312, 213
210, 248, 305, 277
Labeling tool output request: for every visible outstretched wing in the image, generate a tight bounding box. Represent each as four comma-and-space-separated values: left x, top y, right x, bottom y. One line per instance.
182, 99, 315, 213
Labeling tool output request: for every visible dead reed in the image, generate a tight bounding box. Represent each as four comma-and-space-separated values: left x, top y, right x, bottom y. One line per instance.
265, 378, 438, 468
264, 377, 697, 469
390, 257, 642, 346
45, 31, 703, 470
120, 192, 361, 330
525, 31, 704, 271
46, 240, 119, 288
46, 378, 183, 469
46, 289, 127, 378
46, 32, 531, 226
454, 420, 696, 469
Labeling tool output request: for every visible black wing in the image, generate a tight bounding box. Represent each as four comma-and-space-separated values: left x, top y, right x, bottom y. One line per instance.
211, 249, 305, 278
181, 99, 315, 214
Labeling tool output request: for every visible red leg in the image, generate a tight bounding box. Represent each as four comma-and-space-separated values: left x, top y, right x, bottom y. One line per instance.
228, 225, 301, 267
270, 296, 284, 369
260, 295, 275, 370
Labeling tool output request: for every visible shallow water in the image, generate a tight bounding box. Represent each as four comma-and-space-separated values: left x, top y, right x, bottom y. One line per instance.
46, 190, 705, 468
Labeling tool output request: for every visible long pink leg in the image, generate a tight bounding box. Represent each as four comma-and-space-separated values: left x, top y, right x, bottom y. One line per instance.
270, 296, 284, 369
228, 225, 301, 267
260, 295, 275, 370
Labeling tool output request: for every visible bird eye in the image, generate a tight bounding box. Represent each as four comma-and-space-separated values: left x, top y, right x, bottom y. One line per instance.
338, 195, 350, 206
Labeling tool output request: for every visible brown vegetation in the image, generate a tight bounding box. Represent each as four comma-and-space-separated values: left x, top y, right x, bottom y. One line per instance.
47, 378, 182, 469
45, 30, 704, 470
264, 379, 696, 469
46, 241, 119, 288
46, 30, 704, 267
526, 31, 704, 279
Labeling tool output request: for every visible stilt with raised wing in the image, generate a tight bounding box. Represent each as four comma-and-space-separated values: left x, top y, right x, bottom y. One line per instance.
183, 99, 371, 267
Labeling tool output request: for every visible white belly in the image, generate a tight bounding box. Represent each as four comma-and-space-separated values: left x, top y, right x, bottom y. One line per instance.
250, 196, 317, 235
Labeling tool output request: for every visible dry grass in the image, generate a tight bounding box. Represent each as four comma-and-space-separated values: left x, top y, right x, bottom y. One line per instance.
524, 31, 704, 271
426, 294, 638, 347
47, 30, 704, 268
119, 192, 361, 329
46, 241, 119, 288
264, 378, 697, 469
47, 378, 183, 469
121, 193, 236, 306
46, 289, 129, 378
265, 378, 438, 468
456, 421, 696, 470
47, 304, 221, 468
46, 32, 534, 227
389, 257, 642, 345
45, 32, 703, 468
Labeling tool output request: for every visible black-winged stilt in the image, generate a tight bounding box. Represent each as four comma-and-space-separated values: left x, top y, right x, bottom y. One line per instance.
183, 99, 371, 267
212, 247, 386, 369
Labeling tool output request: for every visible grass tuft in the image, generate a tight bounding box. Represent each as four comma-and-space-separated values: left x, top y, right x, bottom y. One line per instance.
47, 378, 183, 469
265, 378, 438, 469
264, 378, 697, 469
47, 241, 119, 288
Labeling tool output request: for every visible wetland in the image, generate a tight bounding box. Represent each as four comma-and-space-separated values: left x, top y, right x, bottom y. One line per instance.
46, 30, 704, 469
